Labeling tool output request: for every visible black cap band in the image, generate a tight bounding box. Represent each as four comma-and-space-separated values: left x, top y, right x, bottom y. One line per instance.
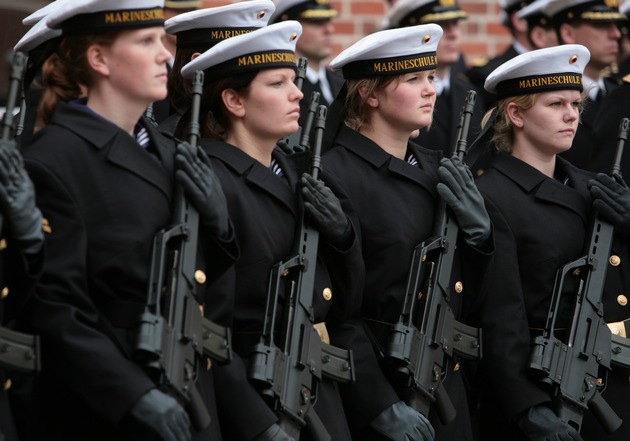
400, 4, 467, 26
176, 27, 260, 48
341, 52, 438, 79
62, 8, 164, 36
551, 1, 626, 24
276, 3, 337, 22
495, 72, 583, 98
203, 50, 297, 83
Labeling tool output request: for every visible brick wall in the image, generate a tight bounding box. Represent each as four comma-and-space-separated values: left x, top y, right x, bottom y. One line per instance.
200, 0, 514, 67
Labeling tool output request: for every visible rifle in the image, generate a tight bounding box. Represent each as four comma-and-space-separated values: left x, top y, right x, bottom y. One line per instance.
0, 51, 40, 375
385, 90, 482, 424
144, 103, 159, 128
528, 118, 630, 434
277, 58, 319, 154
248, 105, 354, 440
134, 69, 232, 431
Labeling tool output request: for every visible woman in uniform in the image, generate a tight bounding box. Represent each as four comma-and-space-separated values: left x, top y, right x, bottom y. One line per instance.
21, 0, 238, 439
159, 0, 275, 136
180, 21, 363, 441
320, 23, 493, 441
471, 44, 630, 440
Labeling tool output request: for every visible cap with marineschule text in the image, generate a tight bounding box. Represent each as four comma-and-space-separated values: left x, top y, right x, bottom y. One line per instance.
386, 0, 468, 29
181, 21, 302, 83
330, 23, 442, 80
166, 0, 275, 48
484, 44, 590, 97
270, 0, 337, 23
46, 0, 165, 35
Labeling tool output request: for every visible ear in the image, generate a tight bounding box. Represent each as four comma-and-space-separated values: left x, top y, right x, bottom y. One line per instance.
86, 44, 110, 78
529, 28, 545, 50
190, 52, 201, 61
221, 88, 245, 118
358, 83, 378, 109
558, 23, 575, 44
506, 101, 524, 128
510, 12, 528, 34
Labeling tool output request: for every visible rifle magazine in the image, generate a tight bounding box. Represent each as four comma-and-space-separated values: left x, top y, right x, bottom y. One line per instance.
201, 317, 232, 364
611, 334, 630, 368
0, 327, 40, 372
452, 320, 482, 360
320, 343, 354, 383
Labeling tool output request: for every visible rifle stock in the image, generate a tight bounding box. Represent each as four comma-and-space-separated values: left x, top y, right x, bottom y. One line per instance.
528, 117, 630, 434
385, 90, 482, 424
248, 105, 353, 441
134, 69, 231, 431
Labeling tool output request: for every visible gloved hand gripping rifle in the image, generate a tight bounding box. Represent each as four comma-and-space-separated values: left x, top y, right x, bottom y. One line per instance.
134, 70, 232, 431
248, 104, 355, 441
0, 51, 41, 375
385, 90, 483, 424
528, 118, 630, 435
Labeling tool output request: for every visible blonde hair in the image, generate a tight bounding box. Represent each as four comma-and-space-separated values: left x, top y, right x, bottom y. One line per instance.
483, 92, 585, 153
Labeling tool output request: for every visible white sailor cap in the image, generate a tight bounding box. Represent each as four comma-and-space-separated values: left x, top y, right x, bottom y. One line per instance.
23, 0, 72, 26
516, 0, 554, 27
484, 44, 590, 97
165, 0, 275, 48
270, 0, 337, 23
330, 23, 442, 80
14, 17, 61, 53
181, 21, 302, 82
544, 0, 626, 23
386, 0, 468, 29
46, 0, 165, 35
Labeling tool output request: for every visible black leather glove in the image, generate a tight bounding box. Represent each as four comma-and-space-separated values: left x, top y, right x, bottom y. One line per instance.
437, 157, 491, 247
516, 405, 583, 441
301, 173, 350, 244
588, 173, 630, 235
369, 401, 435, 441
129, 388, 191, 441
175, 142, 229, 238
253, 423, 296, 441
0, 143, 44, 254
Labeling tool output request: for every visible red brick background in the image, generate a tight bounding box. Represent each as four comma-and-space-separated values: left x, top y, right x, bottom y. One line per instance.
199, 0, 513, 66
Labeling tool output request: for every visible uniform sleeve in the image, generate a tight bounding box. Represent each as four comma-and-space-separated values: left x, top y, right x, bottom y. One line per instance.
25, 158, 154, 426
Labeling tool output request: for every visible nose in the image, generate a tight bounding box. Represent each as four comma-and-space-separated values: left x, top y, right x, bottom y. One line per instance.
292, 82, 304, 101
565, 104, 579, 122
423, 81, 436, 97
609, 23, 621, 39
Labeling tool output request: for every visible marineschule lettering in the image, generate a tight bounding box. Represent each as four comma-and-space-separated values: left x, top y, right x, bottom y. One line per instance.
237, 52, 296, 66
518, 74, 582, 89
373, 55, 438, 73
104, 8, 164, 24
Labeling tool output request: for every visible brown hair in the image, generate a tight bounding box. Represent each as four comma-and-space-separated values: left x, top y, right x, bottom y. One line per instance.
167, 45, 208, 112
344, 75, 398, 131
37, 31, 122, 126
178, 70, 259, 140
